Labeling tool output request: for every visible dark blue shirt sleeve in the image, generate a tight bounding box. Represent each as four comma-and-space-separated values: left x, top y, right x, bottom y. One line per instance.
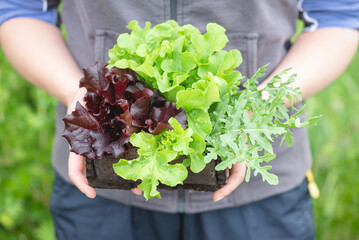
299, 0, 359, 31
0, 0, 58, 26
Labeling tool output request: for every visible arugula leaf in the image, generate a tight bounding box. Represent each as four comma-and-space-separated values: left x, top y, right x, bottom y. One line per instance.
244, 152, 278, 185
207, 65, 321, 185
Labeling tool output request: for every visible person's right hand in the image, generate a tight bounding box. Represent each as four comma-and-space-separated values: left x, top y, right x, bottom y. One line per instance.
65, 87, 143, 198
68, 151, 97, 198
66, 87, 97, 198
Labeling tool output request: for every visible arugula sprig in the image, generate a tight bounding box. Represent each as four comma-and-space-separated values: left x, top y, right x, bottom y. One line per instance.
205, 66, 321, 185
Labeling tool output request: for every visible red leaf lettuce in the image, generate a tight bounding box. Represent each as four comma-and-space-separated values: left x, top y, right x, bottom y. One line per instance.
63, 62, 186, 160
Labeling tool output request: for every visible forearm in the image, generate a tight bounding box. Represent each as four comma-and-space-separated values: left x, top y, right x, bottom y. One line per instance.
260, 28, 359, 104
0, 18, 83, 106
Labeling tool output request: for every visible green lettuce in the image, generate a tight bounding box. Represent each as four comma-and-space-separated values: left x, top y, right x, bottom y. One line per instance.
109, 20, 242, 137
113, 118, 206, 200
109, 21, 320, 199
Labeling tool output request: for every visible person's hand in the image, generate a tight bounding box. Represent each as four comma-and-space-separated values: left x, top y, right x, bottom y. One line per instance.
68, 152, 143, 198
213, 161, 246, 202
66, 87, 143, 198
66, 87, 97, 198
68, 152, 97, 198
213, 110, 251, 202
131, 161, 247, 199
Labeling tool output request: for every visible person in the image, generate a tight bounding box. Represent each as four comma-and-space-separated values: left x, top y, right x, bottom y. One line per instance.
0, 0, 358, 239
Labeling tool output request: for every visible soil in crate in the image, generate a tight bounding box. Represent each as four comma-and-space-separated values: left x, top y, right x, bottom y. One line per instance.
86, 152, 227, 192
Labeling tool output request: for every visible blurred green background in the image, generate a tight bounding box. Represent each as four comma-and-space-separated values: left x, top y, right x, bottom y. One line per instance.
0, 49, 56, 240
1, 39, 359, 240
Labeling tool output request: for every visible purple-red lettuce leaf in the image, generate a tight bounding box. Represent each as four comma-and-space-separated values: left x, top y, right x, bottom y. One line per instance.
130, 96, 151, 128
146, 101, 186, 134
80, 62, 110, 92
63, 102, 129, 159
63, 62, 187, 160
126, 81, 153, 100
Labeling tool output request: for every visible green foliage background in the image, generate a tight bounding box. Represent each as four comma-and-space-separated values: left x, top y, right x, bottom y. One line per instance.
0, 45, 358, 240
0, 50, 56, 240
307, 49, 359, 240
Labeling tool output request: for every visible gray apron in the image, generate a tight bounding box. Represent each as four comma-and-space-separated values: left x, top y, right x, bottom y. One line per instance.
52, 0, 312, 213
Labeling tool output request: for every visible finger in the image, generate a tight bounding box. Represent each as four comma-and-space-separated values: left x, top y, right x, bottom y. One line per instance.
213, 161, 246, 202
131, 187, 143, 196
66, 87, 87, 114
68, 152, 96, 198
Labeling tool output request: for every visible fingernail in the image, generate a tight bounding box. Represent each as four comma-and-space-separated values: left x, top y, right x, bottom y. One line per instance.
214, 195, 224, 202
86, 193, 96, 199
132, 188, 142, 195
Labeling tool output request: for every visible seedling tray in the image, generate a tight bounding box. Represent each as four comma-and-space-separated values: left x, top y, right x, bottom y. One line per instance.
86, 149, 226, 191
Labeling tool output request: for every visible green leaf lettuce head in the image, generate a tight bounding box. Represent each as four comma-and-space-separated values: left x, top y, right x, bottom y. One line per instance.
108, 20, 242, 137
110, 20, 321, 199
113, 118, 205, 200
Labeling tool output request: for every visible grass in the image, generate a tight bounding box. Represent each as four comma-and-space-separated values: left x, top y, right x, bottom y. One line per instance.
307, 48, 359, 239
0, 50, 56, 240
0, 41, 358, 240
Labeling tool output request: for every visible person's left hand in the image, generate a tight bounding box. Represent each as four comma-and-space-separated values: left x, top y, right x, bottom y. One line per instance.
213, 161, 247, 202
212, 111, 251, 202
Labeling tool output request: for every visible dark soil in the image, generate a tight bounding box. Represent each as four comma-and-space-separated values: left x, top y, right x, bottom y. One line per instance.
86, 150, 226, 192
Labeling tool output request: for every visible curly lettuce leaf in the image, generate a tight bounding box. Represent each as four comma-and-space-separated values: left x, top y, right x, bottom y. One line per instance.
63, 102, 129, 159
108, 20, 240, 138
113, 118, 205, 199
63, 63, 187, 160
191, 23, 228, 63
113, 132, 187, 200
